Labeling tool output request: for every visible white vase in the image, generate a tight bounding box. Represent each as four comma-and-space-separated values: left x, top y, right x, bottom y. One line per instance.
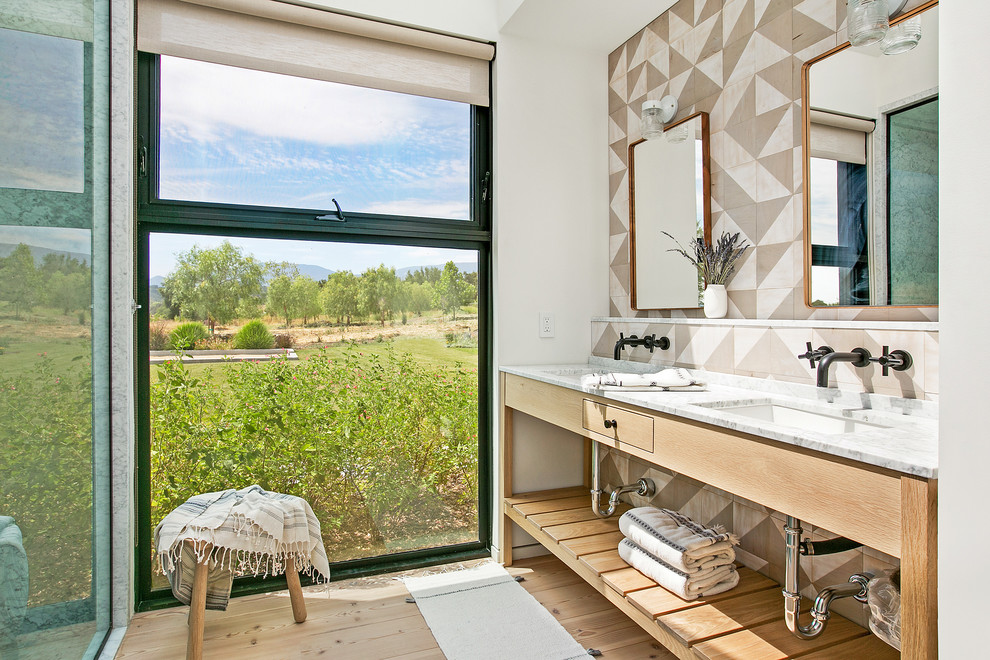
703, 284, 727, 318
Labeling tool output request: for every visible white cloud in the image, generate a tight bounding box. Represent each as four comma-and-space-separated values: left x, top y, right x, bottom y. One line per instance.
0, 225, 91, 254
363, 199, 468, 220
160, 57, 425, 146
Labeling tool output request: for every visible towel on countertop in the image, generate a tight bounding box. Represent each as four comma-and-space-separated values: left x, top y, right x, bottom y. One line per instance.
154, 485, 330, 611
619, 538, 739, 601
580, 368, 700, 389
619, 507, 738, 574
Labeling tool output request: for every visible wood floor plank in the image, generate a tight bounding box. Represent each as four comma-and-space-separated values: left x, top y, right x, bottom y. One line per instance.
597, 638, 680, 659
559, 531, 625, 558
657, 588, 785, 646
579, 548, 628, 576
796, 632, 901, 659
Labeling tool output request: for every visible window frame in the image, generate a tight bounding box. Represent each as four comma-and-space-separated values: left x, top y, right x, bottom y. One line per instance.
135, 52, 493, 611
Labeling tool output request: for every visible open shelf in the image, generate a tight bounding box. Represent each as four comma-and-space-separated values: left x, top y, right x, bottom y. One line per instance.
504, 487, 900, 660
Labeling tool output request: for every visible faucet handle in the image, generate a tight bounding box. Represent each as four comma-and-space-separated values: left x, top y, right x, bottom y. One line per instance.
797, 342, 833, 368
870, 345, 913, 376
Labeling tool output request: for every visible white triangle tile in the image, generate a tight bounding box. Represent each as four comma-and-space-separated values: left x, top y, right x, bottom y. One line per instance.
756, 161, 791, 201
722, 0, 751, 42
608, 115, 624, 145
629, 65, 649, 103
758, 107, 794, 158
696, 51, 723, 89
726, 35, 758, 85
610, 45, 629, 83
641, 27, 667, 62
673, 13, 719, 66
609, 234, 626, 263
609, 148, 626, 175
754, 0, 775, 26
759, 243, 798, 289
668, 69, 692, 103
711, 130, 753, 171
756, 287, 792, 318
609, 268, 627, 297
669, 11, 693, 43
610, 176, 629, 215
794, 0, 837, 32
755, 73, 791, 116
753, 31, 791, 72
648, 47, 671, 80
761, 196, 801, 244
627, 106, 642, 141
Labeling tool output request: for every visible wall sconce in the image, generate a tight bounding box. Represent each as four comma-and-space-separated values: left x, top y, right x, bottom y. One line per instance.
847, 0, 919, 54
641, 95, 677, 140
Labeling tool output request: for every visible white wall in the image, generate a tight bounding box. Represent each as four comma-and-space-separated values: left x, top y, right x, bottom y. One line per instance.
938, 2, 990, 654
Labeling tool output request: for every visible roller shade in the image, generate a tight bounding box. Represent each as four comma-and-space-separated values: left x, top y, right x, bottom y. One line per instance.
809, 109, 875, 165
137, 0, 494, 106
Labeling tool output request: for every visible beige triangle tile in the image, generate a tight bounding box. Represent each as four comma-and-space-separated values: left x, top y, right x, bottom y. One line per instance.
753, 31, 791, 73
756, 286, 793, 319
734, 326, 772, 374
646, 62, 669, 94
727, 288, 757, 318
609, 170, 625, 202
608, 87, 626, 116
756, 160, 791, 203
669, 8, 694, 43
755, 73, 792, 119
626, 30, 647, 69
757, 195, 799, 244
609, 266, 627, 298
673, 13, 720, 67
792, 22, 836, 60
608, 146, 626, 176
667, 68, 693, 104
646, 10, 670, 44
711, 129, 754, 171
723, 0, 754, 47
640, 26, 666, 62
608, 115, 625, 145
711, 77, 753, 132
698, 0, 723, 26
610, 68, 627, 101
794, 0, 837, 32
609, 208, 626, 236
758, 242, 798, 289
755, 0, 792, 28
627, 61, 648, 103
725, 34, 759, 85
647, 46, 671, 80
696, 51, 723, 89
753, 104, 790, 157
609, 233, 627, 265
626, 105, 643, 142
609, 45, 628, 84
668, 40, 695, 81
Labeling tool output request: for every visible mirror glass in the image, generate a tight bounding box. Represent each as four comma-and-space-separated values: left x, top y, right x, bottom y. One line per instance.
629, 112, 711, 309
804, 4, 938, 307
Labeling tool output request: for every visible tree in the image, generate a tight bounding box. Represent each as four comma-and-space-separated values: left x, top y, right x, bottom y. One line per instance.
405, 282, 433, 317
292, 276, 321, 325
266, 274, 296, 328
47, 271, 91, 315
433, 261, 472, 320
321, 271, 361, 325
361, 264, 398, 326
159, 242, 265, 332
0, 243, 39, 318
405, 265, 441, 286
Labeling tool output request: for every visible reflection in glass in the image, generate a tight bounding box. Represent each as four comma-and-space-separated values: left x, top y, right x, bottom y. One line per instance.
146, 234, 481, 592
158, 57, 471, 219
0, 28, 84, 193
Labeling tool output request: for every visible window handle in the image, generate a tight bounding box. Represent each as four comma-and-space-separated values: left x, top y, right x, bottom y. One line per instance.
316, 198, 346, 222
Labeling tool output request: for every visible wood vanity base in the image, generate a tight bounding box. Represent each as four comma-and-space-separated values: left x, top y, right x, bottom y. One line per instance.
505, 487, 900, 659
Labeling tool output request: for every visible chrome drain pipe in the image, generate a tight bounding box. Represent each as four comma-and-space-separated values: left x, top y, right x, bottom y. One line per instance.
590, 441, 655, 518
784, 516, 872, 639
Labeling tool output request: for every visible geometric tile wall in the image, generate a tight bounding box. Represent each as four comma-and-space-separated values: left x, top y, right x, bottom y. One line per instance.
596, 1, 941, 627
607, 0, 937, 323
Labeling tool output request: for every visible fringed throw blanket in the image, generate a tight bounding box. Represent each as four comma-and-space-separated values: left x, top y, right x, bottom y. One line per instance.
154, 485, 330, 611
619, 507, 738, 574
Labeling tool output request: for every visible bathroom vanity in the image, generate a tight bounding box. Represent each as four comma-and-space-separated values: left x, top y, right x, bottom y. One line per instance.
498, 364, 937, 659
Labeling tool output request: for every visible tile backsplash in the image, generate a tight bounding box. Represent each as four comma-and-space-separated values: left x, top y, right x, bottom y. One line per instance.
593, 318, 938, 400
607, 0, 936, 323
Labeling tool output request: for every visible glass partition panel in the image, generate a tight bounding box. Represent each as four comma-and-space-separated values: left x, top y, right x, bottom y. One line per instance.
0, 1, 111, 657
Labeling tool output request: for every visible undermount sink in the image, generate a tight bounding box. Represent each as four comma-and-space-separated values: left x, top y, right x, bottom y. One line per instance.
699, 400, 893, 434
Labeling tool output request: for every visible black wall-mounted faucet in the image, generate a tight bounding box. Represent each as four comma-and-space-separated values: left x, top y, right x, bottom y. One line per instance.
613, 333, 670, 360
869, 345, 913, 376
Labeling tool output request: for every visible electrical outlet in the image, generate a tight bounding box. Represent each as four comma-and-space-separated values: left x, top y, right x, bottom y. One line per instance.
539, 312, 555, 338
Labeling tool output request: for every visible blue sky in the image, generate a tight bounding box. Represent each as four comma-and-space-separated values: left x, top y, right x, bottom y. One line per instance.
158, 56, 470, 219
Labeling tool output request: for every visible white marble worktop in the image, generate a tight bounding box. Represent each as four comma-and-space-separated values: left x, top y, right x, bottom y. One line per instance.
501, 357, 938, 478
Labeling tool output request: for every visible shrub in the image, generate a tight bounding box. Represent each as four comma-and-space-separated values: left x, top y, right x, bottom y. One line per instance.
232, 320, 275, 349
169, 322, 209, 351
149, 320, 170, 350
274, 333, 293, 349
197, 334, 232, 350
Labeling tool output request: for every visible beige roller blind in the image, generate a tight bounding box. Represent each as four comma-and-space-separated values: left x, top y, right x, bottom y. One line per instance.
809, 109, 875, 165
137, 0, 494, 106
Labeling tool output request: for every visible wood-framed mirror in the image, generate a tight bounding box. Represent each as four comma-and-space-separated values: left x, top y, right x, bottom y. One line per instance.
629, 111, 712, 310
802, 0, 938, 308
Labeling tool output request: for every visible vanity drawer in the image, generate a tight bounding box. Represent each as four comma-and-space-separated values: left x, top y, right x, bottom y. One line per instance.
582, 399, 654, 453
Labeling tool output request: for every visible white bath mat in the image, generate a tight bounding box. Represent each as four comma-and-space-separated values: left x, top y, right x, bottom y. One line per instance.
401, 562, 589, 660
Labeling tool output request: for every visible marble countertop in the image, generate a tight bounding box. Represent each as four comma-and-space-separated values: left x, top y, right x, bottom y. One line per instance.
500, 357, 938, 478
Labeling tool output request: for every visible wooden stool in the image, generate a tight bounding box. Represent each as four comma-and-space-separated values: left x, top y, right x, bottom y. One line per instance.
185, 540, 307, 660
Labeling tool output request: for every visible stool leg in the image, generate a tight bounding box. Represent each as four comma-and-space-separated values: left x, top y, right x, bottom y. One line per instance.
187, 542, 211, 660
285, 557, 307, 623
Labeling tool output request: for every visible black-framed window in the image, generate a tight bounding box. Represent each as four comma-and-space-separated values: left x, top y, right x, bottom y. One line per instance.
136, 52, 492, 611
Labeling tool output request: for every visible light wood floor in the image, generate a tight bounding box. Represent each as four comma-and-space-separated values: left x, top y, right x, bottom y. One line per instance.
115, 554, 676, 659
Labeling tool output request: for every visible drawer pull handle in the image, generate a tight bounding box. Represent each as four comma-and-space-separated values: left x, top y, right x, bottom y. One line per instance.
604, 419, 618, 429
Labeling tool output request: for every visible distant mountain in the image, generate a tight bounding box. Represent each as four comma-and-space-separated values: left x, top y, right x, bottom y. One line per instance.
296, 263, 334, 281
0, 242, 90, 265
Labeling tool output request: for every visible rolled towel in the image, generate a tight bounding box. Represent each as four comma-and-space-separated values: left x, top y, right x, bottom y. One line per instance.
579, 368, 699, 389
619, 538, 739, 601
619, 507, 738, 574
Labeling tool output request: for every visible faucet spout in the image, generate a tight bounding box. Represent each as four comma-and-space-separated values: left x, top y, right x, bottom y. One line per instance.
613, 333, 670, 360
815, 348, 871, 388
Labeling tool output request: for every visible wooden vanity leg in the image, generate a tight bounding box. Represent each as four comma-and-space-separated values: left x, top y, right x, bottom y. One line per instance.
901, 476, 938, 659
499, 373, 514, 566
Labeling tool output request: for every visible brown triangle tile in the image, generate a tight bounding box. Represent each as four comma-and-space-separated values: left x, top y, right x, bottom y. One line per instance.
758, 149, 793, 194
626, 30, 646, 68
670, 0, 696, 29
594, 324, 621, 358
757, 6, 793, 55
725, 116, 757, 157
714, 167, 756, 212
608, 45, 626, 82
755, 197, 791, 243
699, 13, 724, 63
608, 86, 626, 115
610, 105, 627, 138
723, 203, 758, 241
646, 11, 670, 44
791, 6, 835, 54
698, 0, 722, 26
612, 235, 630, 267
721, 33, 753, 90
723, 0, 755, 47
694, 60, 723, 102
756, 241, 790, 288
668, 42, 695, 80
645, 62, 669, 95
728, 288, 757, 318
626, 61, 647, 100
609, 170, 626, 202
609, 208, 626, 236
753, 104, 789, 156
757, 0, 792, 29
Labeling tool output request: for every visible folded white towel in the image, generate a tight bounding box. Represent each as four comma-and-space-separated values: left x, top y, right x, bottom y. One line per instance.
619, 538, 739, 601
580, 368, 699, 389
619, 507, 738, 574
